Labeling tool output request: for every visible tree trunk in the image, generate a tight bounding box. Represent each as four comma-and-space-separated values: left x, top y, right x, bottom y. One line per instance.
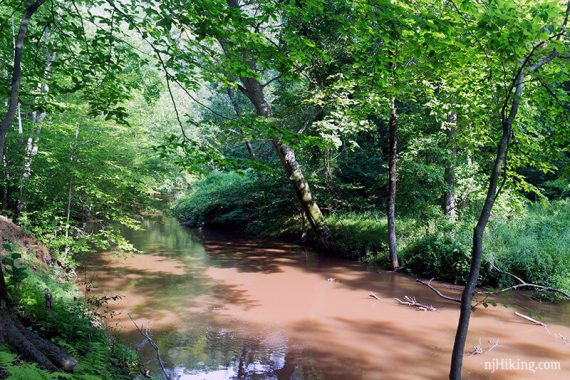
239, 72, 329, 243
64, 126, 79, 254
11, 16, 24, 146
387, 97, 399, 269
0, 0, 46, 160
220, 2, 329, 243
449, 71, 523, 380
227, 86, 255, 158
443, 113, 457, 220
18, 27, 54, 213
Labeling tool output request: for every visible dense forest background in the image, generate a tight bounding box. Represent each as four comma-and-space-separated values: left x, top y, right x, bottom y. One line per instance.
0, 0, 568, 379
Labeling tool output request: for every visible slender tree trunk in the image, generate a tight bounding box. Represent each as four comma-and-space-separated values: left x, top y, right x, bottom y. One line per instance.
0, 0, 46, 296
18, 27, 54, 214
387, 97, 399, 269
443, 112, 457, 220
64, 126, 79, 254
2, 156, 9, 209
11, 16, 24, 145
449, 72, 523, 380
227, 86, 255, 158
0, 0, 46, 160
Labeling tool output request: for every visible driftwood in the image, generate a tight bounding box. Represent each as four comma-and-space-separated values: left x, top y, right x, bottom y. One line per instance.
416, 263, 570, 309
514, 312, 546, 327
369, 292, 380, 300
128, 314, 171, 380
416, 279, 461, 303
394, 296, 436, 311
468, 337, 499, 356
514, 311, 552, 335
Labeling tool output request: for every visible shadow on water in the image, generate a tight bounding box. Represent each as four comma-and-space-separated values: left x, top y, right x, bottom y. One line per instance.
79, 217, 570, 380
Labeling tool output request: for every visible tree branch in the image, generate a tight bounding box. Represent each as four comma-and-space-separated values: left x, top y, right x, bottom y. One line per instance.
128, 314, 171, 380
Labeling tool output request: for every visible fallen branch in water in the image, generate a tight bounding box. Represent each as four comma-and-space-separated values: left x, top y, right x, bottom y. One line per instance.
416, 263, 570, 308
369, 292, 380, 300
514, 311, 552, 335
514, 312, 546, 327
416, 279, 461, 303
478, 263, 570, 299
128, 314, 171, 380
394, 296, 436, 311
555, 333, 569, 345
468, 337, 499, 356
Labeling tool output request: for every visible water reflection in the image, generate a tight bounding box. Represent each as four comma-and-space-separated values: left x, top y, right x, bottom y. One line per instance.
80, 218, 570, 380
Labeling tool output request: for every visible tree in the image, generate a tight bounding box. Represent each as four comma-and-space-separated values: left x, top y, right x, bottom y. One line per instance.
0, 0, 77, 371
449, 1, 570, 378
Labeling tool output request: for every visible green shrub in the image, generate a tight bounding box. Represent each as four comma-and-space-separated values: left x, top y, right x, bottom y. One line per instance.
173, 171, 258, 227
326, 212, 425, 264
404, 231, 476, 284
326, 212, 388, 260
173, 171, 299, 235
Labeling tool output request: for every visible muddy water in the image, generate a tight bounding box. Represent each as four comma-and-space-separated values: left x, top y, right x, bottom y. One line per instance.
80, 218, 570, 379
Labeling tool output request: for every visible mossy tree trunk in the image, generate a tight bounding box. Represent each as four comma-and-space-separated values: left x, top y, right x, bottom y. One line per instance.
238, 72, 330, 244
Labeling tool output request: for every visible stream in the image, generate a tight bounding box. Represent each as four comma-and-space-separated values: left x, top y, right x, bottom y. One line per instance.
80, 217, 570, 379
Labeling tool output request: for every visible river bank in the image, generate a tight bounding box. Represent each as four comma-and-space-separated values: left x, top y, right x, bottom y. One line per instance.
0, 215, 137, 379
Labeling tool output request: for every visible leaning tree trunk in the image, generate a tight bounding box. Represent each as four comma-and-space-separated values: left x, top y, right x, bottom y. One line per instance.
387, 97, 399, 269
239, 73, 329, 243
0, 0, 77, 372
223, 0, 329, 245
443, 112, 457, 220
448, 117, 511, 379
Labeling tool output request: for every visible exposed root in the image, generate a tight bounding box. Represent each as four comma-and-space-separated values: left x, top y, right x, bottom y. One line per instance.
394, 296, 436, 311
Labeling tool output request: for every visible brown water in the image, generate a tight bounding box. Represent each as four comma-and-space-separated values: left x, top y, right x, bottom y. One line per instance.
80, 218, 570, 379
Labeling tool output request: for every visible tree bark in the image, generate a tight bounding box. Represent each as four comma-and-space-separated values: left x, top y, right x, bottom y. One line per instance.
0, 0, 46, 160
443, 112, 457, 220
387, 97, 399, 269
